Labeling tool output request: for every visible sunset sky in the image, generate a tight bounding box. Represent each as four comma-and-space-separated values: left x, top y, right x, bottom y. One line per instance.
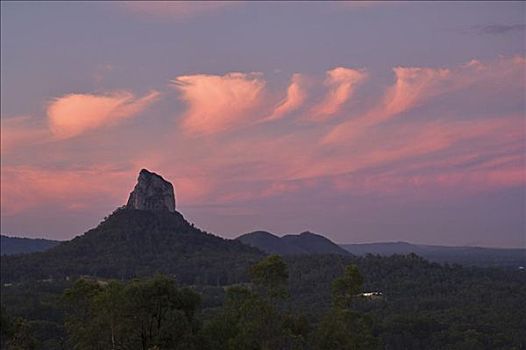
1, 1, 525, 248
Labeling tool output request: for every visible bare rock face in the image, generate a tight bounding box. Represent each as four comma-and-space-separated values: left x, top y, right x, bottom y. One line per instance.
126, 169, 176, 212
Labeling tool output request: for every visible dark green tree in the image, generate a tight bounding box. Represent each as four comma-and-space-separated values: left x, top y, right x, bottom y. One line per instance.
331, 264, 364, 309
63, 275, 201, 350
63, 278, 106, 350
249, 255, 289, 302
0, 308, 37, 350
314, 264, 379, 350
1, 306, 15, 349
201, 256, 308, 350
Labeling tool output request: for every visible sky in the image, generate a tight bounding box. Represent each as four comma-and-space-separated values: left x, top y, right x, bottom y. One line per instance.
1, 1, 525, 248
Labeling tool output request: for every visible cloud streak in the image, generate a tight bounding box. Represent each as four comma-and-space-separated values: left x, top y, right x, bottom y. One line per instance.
1, 116, 50, 154
309, 67, 367, 121
47, 90, 160, 139
0, 165, 133, 215
324, 56, 526, 143
2, 56, 524, 239
266, 73, 307, 121
172, 72, 265, 135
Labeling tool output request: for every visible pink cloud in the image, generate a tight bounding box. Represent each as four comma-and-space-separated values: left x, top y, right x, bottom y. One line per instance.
159, 108, 523, 206
324, 56, 525, 143
121, 1, 238, 21
433, 167, 525, 190
172, 72, 265, 135
172, 176, 216, 205
460, 55, 526, 87
330, 164, 525, 198
323, 66, 451, 143
1, 116, 50, 154
47, 90, 160, 139
309, 67, 367, 121
3, 57, 524, 220
266, 73, 307, 121
0, 165, 134, 215
376, 67, 450, 121
0, 161, 221, 217
286, 114, 523, 182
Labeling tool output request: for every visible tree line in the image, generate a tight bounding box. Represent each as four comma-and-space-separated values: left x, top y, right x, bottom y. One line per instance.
2, 255, 377, 350
2, 253, 525, 349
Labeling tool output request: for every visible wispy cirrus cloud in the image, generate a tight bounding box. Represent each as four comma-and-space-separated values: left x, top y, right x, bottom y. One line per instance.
2, 56, 524, 231
323, 66, 452, 143
372, 66, 450, 122
324, 55, 526, 143
309, 67, 367, 121
1, 116, 50, 154
172, 72, 265, 135
288, 114, 522, 181
47, 90, 160, 139
172, 67, 366, 130
0, 165, 133, 215
266, 73, 307, 121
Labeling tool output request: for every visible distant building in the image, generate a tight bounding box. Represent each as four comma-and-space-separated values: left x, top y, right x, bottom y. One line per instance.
360, 291, 383, 299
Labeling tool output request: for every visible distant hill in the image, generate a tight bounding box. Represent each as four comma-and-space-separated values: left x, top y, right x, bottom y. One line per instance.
1, 208, 264, 284
282, 232, 350, 255
236, 231, 306, 255
1, 235, 60, 256
237, 231, 349, 256
340, 241, 526, 268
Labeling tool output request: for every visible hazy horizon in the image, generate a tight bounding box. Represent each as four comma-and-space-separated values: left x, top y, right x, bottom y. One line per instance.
2, 231, 526, 250
1, 1, 525, 248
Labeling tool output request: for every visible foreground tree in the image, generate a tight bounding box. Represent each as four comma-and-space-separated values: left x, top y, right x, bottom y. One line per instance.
201, 255, 308, 350
314, 264, 379, 350
0, 307, 37, 350
331, 264, 364, 309
249, 254, 289, 302
62, 259, 378, 350
63, 275, 201, 350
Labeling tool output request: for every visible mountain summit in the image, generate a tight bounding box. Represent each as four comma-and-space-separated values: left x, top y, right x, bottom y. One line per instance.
126, 169, 176, 212
1, 169, 263, 284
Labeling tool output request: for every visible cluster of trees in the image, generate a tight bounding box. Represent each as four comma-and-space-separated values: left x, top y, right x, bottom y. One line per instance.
2, 256, 376, 350
62, 276, 200, 349
1, 307, 38, 349
3, 208, 524, 349
285, 254, 526, 349
2, 253, 525, 349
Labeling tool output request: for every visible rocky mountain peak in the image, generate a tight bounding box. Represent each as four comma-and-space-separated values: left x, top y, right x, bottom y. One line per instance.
126, 169, 176, 212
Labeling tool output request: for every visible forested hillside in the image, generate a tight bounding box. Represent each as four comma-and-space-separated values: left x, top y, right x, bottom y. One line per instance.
2, 254, 525, 349
1, 208, 263, 284
1, 235, 60, 256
